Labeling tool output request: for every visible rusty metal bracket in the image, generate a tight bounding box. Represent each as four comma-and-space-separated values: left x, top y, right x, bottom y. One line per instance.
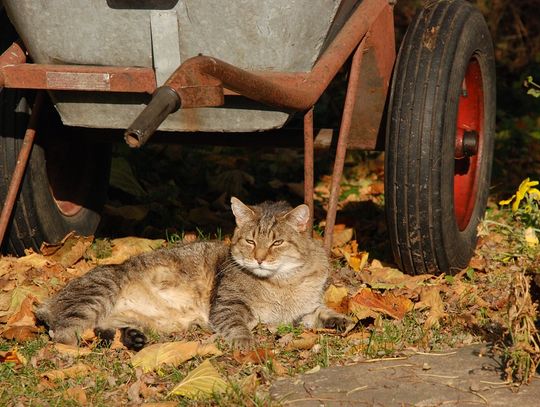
323, 37, 368, 252
0, 91, 44, 246
125, 0, 388, 147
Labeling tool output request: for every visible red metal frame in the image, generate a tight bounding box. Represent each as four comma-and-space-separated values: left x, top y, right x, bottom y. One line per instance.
0, 0, 396, 251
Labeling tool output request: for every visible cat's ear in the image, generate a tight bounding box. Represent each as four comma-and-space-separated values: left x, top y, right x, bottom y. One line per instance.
231, 197, 255, 227
283, 204, 310, 232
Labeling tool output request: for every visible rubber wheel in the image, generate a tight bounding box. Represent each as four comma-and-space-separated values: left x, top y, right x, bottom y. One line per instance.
385, 0, 496, 275
0, 89, 111, 255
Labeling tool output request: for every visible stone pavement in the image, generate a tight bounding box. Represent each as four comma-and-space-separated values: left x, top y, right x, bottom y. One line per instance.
270, 344, 540, 406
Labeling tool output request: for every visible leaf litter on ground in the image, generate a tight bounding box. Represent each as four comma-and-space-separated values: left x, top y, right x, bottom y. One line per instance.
1, 146, 539, 404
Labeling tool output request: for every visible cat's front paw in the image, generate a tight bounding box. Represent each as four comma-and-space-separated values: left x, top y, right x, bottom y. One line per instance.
322, 314, 352, 332
229, 334, 254, 350
121, 328, 147, 351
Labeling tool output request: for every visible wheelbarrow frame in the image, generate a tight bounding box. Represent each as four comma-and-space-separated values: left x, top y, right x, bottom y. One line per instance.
0, 0, 395, 251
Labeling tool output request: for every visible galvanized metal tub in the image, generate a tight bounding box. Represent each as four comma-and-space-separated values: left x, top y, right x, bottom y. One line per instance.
3, 0, 359, 132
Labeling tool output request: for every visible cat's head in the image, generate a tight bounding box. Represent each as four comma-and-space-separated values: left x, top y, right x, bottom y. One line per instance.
230, 197, 311, 279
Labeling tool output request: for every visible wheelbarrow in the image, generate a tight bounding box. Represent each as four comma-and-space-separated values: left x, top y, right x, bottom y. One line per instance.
0, 0, 495, 275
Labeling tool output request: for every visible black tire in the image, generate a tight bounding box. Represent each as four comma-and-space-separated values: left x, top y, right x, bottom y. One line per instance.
0, 89, 111, 255
385, 0, 496, 275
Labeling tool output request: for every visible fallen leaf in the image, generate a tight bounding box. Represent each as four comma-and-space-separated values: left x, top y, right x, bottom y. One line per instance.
6, 294, 36, 327
359, 266, 433, 290
65, 386, 88, 405
349, 288, 413, 320
42, 363, 93, 381
233, 348, 274, 364
132, 341, 222, 373
285, 332, 318, 351
53, 343, 92, 356
239, 373, 259, 394
0, 286, 48, 323
2, 325, 39, 342
41, 233, 93, 267
343, 250, 369, 272
305, 365, 321, 374
141, 403, 177, 407
272, 359, 288, 376
127, 378, 142, 403
97, 237, 165, 266
0, 348, 27, 366
524, 227, 539, 247
169, 359, 228, 398
324, 285, 349, 313
415, 286, 446, 329
332, 227, 353, 248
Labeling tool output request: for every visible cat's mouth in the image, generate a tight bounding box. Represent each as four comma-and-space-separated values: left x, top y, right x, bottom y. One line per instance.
248, 264, 277, 278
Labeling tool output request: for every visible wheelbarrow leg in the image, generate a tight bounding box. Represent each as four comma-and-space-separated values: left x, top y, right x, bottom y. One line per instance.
0, 91, 44, 246
303, 107, 314, 232
323, 39, 367, 252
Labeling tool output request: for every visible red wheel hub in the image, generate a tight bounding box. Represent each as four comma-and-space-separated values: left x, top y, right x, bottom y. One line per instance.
454, 57, 484, 231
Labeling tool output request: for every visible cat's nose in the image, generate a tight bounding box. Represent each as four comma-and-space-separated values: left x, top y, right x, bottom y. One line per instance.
256, 258, 263, 265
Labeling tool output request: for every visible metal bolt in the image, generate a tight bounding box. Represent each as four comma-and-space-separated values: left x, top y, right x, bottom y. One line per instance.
462, 131, 478, 157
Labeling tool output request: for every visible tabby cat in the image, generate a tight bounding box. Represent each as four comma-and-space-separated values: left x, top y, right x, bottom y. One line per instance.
36, 197, 350, 350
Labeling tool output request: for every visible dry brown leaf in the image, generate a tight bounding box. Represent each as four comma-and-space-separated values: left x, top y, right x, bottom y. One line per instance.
97, 237, 165, 266
415, 286, 446, 329
332, 226, 353, 248
240, 373, 259, 394
233, 348, 274, 364
42, 363, 93, 381
359, 266, 433, 290
53, 343, 92, 356
41, 233, 93, 267
142, 403, 177, 407
65, 386, 88, 405
0, 348, 27, 366
2, 325, 39, 342
324, 285, 349, 313
131, 341, 222, 372
6, 294, 36, 327
285, 332, 318, 351
469, 256, 486, 270
349, 288, 413, 320
272, 359, 288, 376
0, 286, 48, 323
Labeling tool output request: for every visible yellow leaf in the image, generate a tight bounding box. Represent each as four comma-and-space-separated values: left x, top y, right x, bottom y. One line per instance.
96, 237, 164, 266
131, 341, 222, 373
524, 227, 539, 247
169, 359, 229, 399
341, 248, 369, 272
324, 285, 349, 313
0, 348, 27, 366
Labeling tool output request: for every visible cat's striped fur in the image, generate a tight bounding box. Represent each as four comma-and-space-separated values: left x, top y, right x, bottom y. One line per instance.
36, 197, 349, 348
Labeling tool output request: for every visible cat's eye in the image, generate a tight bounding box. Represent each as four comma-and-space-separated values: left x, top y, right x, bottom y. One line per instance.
272, 239, 284, 247
245, 239, 255, 245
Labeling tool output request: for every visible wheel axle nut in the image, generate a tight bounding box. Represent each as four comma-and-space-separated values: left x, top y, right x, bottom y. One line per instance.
456, 130, 478, 158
